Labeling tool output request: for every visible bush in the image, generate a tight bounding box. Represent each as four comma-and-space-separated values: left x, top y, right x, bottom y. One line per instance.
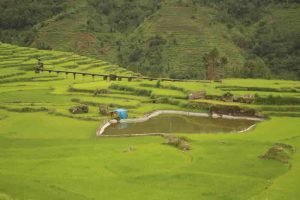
163, 135, 191, 151
241, 58, 271, 79
260, 143, 295, 163
94, 89, 109, 95
69, 105, 89, 114
222, 92, 234, 102
99, 105, 109, 115
148, 35, 167, 47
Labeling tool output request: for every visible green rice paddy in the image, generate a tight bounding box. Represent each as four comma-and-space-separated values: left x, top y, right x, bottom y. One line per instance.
0, 42, 299, 199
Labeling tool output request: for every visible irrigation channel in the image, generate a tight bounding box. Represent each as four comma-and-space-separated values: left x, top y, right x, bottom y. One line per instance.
97, 110, 264, 137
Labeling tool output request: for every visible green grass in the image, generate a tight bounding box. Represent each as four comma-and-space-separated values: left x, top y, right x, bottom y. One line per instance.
0, 113, 299, 199
0, 42, 299, 199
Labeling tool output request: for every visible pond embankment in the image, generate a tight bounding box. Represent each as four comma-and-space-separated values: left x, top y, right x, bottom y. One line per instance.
96, 110, 264, 136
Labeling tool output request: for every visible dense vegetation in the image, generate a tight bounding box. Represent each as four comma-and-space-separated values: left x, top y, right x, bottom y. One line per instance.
0, 0, 67, 45
194, 0, 299, 24
0, 0, 299, 79
194, 0, 300, 79
87, 0, 161, 32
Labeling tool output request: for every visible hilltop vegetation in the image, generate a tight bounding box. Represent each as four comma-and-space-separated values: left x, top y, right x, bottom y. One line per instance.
196, 0, 300, 79
0, 0, 299, 79
87, 0, 161, 32
0, 0, 67, 45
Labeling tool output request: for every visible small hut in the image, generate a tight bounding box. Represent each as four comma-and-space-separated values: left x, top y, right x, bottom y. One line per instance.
110, 108, 128, 120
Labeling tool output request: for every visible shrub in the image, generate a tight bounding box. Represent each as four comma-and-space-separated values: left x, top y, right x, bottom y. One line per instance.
99, 105, 109, 115
94, 89, 109, 95
69, 105, 89, 114
260, 143, 295, 163
163, 135, 191, 151
222, 92, 234, 102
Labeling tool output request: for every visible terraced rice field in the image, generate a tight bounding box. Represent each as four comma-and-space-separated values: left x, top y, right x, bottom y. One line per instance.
0, 42, 300, 199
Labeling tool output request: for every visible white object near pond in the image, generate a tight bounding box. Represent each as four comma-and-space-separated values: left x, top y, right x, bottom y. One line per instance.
110, 119, 118, 124
96, 110, 264, 136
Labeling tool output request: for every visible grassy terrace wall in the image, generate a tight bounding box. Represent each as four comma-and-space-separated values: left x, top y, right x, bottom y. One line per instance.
0, 43, 300, 199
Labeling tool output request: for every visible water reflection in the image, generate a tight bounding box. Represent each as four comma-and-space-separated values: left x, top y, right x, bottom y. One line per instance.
104, 114, 256, 135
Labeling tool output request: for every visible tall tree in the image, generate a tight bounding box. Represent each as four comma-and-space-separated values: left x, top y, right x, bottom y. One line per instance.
203, 48, 228, 80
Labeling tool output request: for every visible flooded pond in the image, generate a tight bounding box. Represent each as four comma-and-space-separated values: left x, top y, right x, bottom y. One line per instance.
103, 114, 256, 135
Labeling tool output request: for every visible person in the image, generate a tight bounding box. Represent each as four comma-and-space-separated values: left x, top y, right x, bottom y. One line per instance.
35, 58, 44, 73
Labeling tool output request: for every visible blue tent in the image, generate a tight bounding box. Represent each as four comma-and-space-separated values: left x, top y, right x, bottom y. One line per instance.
114, 108, 128, 119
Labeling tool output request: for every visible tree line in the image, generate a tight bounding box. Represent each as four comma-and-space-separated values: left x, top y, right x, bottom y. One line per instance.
87, 0, 161, 32
193, 0, 300, 79
0, 0, 66, 45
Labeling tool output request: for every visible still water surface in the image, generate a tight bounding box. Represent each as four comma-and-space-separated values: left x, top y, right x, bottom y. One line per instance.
103, 114, 255, 135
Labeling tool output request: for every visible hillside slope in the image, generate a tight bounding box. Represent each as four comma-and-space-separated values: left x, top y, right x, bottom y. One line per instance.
0, 0, 299, 79
32, 1, 245, 79
119, 5, 245, 78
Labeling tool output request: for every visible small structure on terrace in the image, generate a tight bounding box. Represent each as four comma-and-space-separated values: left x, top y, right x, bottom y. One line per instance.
110, 108, 128, 121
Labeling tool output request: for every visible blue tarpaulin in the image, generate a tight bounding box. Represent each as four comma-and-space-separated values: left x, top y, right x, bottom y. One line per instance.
114, 108, 128, 119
